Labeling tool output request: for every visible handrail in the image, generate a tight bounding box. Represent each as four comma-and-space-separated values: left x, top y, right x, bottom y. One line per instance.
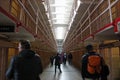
69, 0, 118, 45
65, 0, 97, 43
17, 0, 36, 23
64, 0, 107, 48
27, 0, 37, 16
37, 16, 54, 48
64, 0, 114, 50
73, 0, 118, 42
0, 6, 18, 24
67, 0, 102, 44
18, 0, 55, 49
65, 0, 101, 42
34, 1, 55, 46
29, 0, 56, 48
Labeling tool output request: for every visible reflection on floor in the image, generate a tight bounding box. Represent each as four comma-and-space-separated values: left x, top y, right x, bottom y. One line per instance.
40, 63, 83, 80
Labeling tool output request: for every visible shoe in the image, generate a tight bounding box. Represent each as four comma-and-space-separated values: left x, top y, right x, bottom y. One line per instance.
60, 71, 62, 73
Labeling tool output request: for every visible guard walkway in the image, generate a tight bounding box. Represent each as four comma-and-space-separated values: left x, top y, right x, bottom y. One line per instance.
40, 62, 83, 80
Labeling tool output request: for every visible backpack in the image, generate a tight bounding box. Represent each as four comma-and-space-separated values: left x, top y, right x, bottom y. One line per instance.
87, 54, 102, 74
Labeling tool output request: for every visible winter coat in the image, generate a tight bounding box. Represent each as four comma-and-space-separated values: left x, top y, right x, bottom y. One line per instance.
81, 52, 102, 79
6, 50, 43, 80
54, 55, 61, 65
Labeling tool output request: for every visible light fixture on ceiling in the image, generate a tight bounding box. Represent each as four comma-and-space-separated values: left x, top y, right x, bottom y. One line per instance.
43, 0, 81, 40
55, 27, 66, 39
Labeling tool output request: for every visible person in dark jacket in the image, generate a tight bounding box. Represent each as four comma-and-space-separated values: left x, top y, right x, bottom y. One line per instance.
54, 53, 62, 73
81, 44, 102, 80
50, 55, 54, 66
68, 53, 73, 64
6, 40, 43, 80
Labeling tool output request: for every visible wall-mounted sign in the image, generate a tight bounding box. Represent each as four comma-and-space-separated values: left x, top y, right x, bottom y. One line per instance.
0, 25, 15, 32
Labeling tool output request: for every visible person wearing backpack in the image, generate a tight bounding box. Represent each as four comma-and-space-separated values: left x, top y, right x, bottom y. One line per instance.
6, 40, 43, 80
81, 44, 103, 80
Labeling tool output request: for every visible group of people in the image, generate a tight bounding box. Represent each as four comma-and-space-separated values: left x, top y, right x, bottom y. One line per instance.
49, 52, 73, 73
50, 53, 73, 66
62, 53, 73, 65
6, 40, 109, 80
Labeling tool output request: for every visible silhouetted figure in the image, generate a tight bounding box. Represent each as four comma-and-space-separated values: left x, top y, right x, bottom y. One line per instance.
6, 40, 43, 80
54, 53, 62, 73
63, 53, 67, 65
50, 55, 54, 66
81, 44, 103, 80
68, 53, 73, 64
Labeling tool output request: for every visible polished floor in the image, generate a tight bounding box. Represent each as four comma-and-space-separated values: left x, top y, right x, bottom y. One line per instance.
40, 62, 83, 80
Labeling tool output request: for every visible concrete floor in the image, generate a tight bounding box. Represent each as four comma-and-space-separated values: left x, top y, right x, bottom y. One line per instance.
40, 62, 84, 80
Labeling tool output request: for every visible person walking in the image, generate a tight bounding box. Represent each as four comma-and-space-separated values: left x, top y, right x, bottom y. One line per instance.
68, 53, 73, 64
81, 44, 103, 80
63, 53, 67, 65
6, 40, 43, 80
50, 55, 54, 66
54, 53, 62, 74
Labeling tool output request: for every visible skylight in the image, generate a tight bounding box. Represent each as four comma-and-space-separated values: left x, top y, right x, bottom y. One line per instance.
48, 0, 74, 40
42, 0, 81, 52
55, 27, 66, 39
42, 0, 81, 41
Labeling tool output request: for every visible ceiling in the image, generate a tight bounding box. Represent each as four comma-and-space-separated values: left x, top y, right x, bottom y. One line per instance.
45, 0, 75, 40
1, 0, 119, 52
42, 0, 80, 52
0, 0, 99, 52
